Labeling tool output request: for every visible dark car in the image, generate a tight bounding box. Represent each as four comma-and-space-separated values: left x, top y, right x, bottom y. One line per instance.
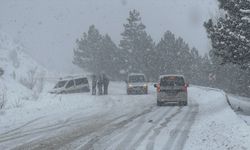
154, 74, 188, 106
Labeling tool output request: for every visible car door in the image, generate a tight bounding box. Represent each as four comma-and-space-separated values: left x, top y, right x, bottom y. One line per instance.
75, 78, 89, 92
65, 80, 75, 93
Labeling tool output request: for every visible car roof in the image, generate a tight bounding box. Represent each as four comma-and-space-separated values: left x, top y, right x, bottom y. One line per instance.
128, 73, 146, 76
59, 75, 88, 81
159, 74, 185, 79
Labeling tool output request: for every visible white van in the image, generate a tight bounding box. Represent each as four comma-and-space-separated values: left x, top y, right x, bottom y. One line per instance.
126, 73, 148, 95
50, 76, 90, 94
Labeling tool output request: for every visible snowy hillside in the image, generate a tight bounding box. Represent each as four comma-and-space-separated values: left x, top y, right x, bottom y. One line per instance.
0, 31, 48, 109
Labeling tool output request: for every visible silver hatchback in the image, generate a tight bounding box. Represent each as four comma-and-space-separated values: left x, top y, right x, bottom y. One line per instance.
154, 75, 188, 106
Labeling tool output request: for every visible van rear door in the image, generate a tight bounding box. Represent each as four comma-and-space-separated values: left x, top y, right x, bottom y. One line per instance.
159, 76, 185, 99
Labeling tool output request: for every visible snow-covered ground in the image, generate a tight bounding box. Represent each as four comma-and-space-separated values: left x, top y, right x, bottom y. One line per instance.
0, 31, 48, 110
228, 94, 250, 115
227, 94, 250, 126
1, 82, 250, 150
1, 35, 250, 149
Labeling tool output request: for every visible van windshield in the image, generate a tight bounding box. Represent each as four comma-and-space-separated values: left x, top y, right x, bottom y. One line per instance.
54, 80, 67, 88
129, 75, 145, 83
160, 76, 185, 86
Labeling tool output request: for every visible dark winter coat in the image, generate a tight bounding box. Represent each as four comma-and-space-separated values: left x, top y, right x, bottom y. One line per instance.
103, 74, 109, 86
92, 75, 97, 87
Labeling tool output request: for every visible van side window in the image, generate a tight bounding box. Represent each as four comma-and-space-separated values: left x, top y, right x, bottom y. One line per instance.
75, 78, 88, 86
66, 80, 74, 88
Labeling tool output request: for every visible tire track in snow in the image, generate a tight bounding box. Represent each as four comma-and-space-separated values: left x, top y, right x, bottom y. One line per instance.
1, 111, 124, 147
114, 107, 175, 150
146, 106, 184, 150
76, 106, 157, 150
95, 107, 161, 149
10, 113, 129, 150
173, 103, 199, 150
0, 114, 86, 143
0, 116, 45, 136
162, 99, 198, 150
129, 106, 183, 150
1, 98, 125, 145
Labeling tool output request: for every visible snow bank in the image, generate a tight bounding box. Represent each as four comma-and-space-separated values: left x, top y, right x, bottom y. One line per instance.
0, 31, 47, 110
185, 87, 250, 150
227, 94, 250, 126
228, 94, 250, 115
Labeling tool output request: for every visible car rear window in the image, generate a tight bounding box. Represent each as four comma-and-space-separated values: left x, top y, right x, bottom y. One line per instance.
160, 76, 185, 86
129, 75, 145, 82
75, 78, 88, 85
54, 80, 67, 88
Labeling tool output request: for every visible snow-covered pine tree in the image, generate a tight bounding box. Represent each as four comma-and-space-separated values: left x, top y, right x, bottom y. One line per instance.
155, 31, 176, 75
101, 34, 121, 79
73, 25, 103, 74
204, 0, 250, 69
119, 9, 155, 77
204, 0, 250, 95
174, 37, 192, 75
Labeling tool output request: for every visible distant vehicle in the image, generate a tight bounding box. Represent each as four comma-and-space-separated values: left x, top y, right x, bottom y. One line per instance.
50, 76, 90, 94
154, 74, 188, 106
126, 73, 148, 95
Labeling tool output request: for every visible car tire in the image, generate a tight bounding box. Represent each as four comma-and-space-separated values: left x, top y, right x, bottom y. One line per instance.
157, 101, 162, 106
182, 101, 188, 106
127, 90, 130, 95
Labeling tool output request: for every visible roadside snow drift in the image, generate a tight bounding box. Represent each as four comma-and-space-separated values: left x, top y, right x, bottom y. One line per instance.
0, 31, 47, 110
185, 87, 250, 150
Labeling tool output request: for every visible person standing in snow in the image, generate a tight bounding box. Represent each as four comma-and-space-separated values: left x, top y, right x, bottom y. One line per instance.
92, 74, 97, 95
0, 68, 4, 77
97, 74, 103, 95
103, 73, 109, 95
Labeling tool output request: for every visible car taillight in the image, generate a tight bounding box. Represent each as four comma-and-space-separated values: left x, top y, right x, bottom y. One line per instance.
182, 84, 187, 92
157, 84, 160, 92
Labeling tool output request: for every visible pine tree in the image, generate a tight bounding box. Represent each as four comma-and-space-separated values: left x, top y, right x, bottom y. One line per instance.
119, 9, 155, 78
155, 31, 176, 75
73, 25, 122, 78
204, 0, 250, 68
73, 25, 103, 74
101, 34, 121, 79
204, 0, 250, 95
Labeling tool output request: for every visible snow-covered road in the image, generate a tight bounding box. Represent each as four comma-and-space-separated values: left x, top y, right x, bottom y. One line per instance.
1, 82, 250, 150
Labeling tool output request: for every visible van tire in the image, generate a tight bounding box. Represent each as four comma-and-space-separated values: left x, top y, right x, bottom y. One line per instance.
157, 101, 162, 106
127, 90, 131, 95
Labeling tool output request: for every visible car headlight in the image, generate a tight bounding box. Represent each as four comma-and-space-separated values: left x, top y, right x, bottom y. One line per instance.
128, 84, 133, 88
143, 84, 147, 87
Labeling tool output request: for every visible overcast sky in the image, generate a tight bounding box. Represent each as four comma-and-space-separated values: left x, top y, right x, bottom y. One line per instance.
0, 0, 219, 73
